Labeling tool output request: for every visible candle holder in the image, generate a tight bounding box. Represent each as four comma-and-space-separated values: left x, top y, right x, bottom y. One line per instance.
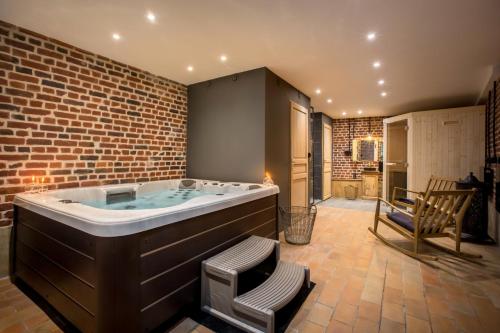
24, 177, 48, 193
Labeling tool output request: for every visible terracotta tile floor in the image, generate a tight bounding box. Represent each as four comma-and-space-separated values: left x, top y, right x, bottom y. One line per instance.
2, 205, 500, 333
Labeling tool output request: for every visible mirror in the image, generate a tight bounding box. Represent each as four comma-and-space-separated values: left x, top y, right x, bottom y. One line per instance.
352, 139, 380, 161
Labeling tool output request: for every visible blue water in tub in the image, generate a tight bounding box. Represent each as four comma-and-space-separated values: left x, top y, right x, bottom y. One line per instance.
81, 188, 209, 210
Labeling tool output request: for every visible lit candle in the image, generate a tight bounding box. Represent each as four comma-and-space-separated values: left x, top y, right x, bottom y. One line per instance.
32, 176, 35, 184
263, 172, 274, 186
41, 177, 45, 184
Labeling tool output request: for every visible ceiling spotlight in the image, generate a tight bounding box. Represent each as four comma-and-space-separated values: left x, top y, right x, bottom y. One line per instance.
327, 98, 333, 104
187, 65, 194, 72
315, 88, 321, 95
146, 12, 156, 23
372, 61, 381, 69
381, 91, 387, 97
357, 109, 363, 114
342, 111, 347, 116
220, 54, 227, 62
112, 33, 121, 41
366, 32, 376, 41
378, 79, 385, 86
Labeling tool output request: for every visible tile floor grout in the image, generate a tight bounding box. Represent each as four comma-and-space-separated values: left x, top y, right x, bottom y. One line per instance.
1, 205, 500, 332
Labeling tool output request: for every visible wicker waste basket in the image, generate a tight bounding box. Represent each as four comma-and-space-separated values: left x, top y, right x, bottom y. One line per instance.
344, 185, 358, 200
279, 205, 317, 245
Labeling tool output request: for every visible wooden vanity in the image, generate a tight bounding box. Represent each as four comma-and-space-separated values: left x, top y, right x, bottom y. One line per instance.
361, 171, 381, 199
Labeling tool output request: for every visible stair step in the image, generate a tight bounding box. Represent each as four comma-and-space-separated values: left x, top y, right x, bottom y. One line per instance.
204, 235, 278, 277
233, 261, 308, 315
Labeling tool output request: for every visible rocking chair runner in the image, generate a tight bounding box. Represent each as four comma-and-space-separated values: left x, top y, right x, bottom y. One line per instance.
391, 176, 455, 212
370, 189, 480, 260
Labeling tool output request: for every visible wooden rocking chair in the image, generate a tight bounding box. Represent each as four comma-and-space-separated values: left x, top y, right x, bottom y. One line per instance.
370, 189, 480, 260
391, 176, 455, 212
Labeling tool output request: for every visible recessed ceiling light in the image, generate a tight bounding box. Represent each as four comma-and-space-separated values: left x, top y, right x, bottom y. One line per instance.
187, 65, 194, 72
315, 88, 321, 95
357, 109, 363, 114
342, 111, 347, 116
220, 54, 227, 62
146, 12, 156, 23
381, 91, 387, 97
327, 98, 333, 104
378, 79, 385, 86
366, 32, 376, 41
372, 61, 381, 69
112, 33, 121, 41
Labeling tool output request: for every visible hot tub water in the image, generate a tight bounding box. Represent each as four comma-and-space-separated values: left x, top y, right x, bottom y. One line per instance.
81, 188, 208, 210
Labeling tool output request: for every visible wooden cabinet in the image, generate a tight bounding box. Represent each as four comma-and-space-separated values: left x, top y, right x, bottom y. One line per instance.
361, 171, 381, 199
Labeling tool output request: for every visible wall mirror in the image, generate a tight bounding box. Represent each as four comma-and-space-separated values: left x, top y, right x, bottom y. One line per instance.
352, 139, 381, 161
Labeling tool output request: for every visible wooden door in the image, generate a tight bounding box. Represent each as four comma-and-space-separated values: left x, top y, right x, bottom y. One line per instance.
322, 123, 332, 200
290, 102, 309, 207
362, 173, 380, 199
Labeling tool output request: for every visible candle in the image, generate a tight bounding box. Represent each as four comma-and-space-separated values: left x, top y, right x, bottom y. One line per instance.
32, 176, 35, 184
41, 177, 45, 184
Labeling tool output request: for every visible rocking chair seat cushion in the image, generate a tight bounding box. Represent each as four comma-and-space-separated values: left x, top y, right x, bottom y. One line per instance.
395, 197, 415, 205
387, 212, 415, 232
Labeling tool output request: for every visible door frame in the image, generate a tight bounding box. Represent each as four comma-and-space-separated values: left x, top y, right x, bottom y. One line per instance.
382, 114, 412, 200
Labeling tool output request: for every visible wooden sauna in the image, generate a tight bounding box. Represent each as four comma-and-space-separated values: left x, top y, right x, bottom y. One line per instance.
382, 106, 485, 199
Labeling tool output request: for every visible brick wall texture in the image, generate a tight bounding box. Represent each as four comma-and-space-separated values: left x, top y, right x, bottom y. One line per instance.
487, 76, 499, 236
332, 117, 384, 179
0, 21, 187, 226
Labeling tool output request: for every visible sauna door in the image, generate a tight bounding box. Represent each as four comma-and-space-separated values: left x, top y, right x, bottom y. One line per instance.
322, 123, 332, 200
291, 102, 309, 207
386, 120, 408, 201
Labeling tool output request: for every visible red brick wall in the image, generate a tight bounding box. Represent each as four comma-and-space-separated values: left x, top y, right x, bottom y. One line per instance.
0, 21, 187, 226
487, 77, 500, 241
332, 117, 384, 179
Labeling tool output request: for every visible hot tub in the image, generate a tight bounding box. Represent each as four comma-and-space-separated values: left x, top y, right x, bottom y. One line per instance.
11, 179, 279, 333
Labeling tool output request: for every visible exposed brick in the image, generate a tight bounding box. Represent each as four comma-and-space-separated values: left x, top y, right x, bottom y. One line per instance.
0, 53, 19, 64
89, 90, 107, 98
63, 98, 84, 106
42, 79, 65, 89
5, 88, 33, 98
26, 138, 52, 145
21, 59, 49, 71
332, 117, 384, 180
40, 125, 64, 132
0, 21, 187, 227
25, 162, 48, 168
4, 38, 34, 52
0, 137, 25, 145
22, 107, 51, 116
15, 66, 33, 75
0, 154, 29, 161
0, 103, 19, 111
7, 121, 37, 129
38, 48, 63, 59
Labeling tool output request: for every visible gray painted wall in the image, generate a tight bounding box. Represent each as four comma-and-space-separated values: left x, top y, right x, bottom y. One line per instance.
187, 67, 311, 209
265, 69, 311, 209
187, 68, 266, 183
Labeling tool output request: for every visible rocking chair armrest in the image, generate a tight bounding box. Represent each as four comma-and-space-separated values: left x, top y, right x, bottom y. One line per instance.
376, 198, 415, 219
393, 187, 422, 196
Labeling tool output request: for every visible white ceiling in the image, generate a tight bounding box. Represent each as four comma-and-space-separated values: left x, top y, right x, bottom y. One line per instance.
1, 0, 499, 118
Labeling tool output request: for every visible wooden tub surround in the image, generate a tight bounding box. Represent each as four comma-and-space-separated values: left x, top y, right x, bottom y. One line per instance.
11, 185, 279, 333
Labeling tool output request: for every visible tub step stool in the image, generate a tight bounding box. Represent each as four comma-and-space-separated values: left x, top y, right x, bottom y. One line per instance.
201, 236, 310, 333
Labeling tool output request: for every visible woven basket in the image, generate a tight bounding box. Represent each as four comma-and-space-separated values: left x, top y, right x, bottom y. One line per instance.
344, 185, 358, 200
